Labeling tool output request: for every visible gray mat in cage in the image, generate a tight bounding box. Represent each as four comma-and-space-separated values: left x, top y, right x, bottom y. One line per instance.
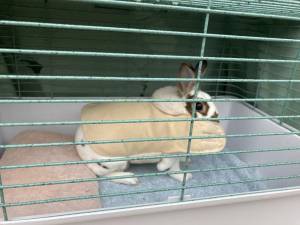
99, 152, 267, 208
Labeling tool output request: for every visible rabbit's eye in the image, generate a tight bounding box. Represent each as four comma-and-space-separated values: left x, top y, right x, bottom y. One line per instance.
196, 102, 203, 111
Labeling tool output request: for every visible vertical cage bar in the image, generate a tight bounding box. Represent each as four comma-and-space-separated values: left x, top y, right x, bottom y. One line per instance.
180, 0, 212, 201
0, 175, 8, 221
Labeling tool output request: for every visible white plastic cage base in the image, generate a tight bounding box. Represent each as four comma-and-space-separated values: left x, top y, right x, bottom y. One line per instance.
0, 96, 300, 225
4, 189, 300, 225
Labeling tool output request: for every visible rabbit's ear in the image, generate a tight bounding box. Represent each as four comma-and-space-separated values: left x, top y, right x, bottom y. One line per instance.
194, 60, 208, 75
177, 63, 195, 96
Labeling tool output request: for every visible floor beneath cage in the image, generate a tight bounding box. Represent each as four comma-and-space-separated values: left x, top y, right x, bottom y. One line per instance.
99, 152, 268, 208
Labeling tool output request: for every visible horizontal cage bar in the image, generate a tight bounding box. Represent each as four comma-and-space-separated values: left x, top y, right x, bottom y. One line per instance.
2, 159, 300, 190
2, 20, 300, 43
2, 146, 300, 170
0, 98, 300, 104
0, 131, 299, 154
1, 74, 300, 83
0, 115, 299, 127
1, 48, 300, 63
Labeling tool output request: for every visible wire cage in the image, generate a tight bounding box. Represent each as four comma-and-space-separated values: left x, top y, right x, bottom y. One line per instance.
0, 0, 300, 224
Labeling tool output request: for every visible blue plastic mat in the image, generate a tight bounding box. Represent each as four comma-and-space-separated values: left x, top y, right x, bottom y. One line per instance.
99, 152, 267, 208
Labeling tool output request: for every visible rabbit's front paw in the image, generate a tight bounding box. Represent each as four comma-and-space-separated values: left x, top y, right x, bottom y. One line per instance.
170, 173, 192, 182
107, 172, 139, 185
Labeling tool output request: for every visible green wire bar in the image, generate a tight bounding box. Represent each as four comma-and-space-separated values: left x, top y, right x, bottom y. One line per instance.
0, 130, 299, 154
3, 20, 300, 44
1, 159, 300, 190
1, 174, 300, 208
0, 115, 299, 127
2, 48, 300, 63
0, 97, 300, 104
1, 75, 300, 83
1, 146, 300, 171
181, 0, 211, 200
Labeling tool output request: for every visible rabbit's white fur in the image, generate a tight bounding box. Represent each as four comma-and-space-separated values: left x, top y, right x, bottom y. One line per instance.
75, 62, 220, 185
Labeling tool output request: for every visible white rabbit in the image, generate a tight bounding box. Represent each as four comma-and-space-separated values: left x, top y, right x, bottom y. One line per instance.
75, 61, 225, 185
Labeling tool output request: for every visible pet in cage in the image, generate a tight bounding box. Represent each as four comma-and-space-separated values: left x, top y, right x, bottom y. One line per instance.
75, 61, 226, 185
